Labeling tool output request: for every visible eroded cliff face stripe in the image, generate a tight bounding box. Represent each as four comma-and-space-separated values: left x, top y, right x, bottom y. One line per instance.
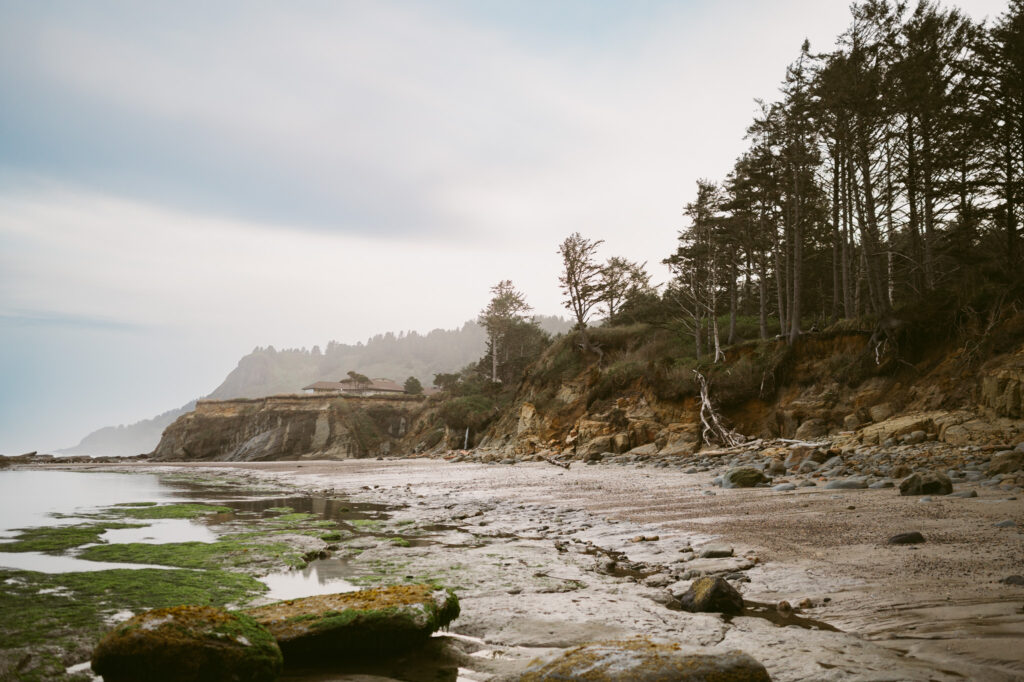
153, 395, 426, 461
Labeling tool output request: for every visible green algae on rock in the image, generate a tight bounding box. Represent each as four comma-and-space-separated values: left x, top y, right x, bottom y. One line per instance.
0, 568, 268, 682
516, 639, 770, 681
245, 583, 459, 661
0, 522, 144, 553
91, 605, 282, 682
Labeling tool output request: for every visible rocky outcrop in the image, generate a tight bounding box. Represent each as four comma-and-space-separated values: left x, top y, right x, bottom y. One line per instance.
245, 584, 459, 661
151, 394, 425, 461
672, 577, 745, 615
91, 605, 282, 682
516, 639, 769, 681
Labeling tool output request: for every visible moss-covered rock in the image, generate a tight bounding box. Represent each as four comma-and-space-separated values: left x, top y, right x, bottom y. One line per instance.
673, 577, 744, 615
722, 467, 768, 489
245, 583, 459, 662
517, 638, 770, 681
91, 605, 282, 682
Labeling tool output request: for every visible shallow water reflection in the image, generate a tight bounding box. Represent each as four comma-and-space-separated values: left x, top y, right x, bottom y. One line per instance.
99, 518, 219, 545
0, 551, 170, 573
261, 558, 358, 601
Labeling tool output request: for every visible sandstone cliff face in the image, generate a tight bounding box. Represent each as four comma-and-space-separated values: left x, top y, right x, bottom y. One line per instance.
152, 394, 425, 461
473, 329, 1024, 459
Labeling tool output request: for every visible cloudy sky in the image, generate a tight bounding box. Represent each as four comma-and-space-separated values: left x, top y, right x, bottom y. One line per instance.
0, 0, 1009, 453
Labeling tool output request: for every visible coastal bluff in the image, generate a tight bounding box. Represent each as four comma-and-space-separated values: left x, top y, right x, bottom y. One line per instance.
151, 394, 425, 462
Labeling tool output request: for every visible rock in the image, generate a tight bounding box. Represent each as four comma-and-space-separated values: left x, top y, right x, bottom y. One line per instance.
887, 531, 925, 545
903, 430, 927, 445
776, 600, 793, 616
890, 464, 912, 479
797, 460, 819, 474
245, 584, 459, 661
843, 413, 861, 430
825, 476, 869, 490
1017, 442, 1024, 453
1000, 575, 1024, 586
91, 605, 282, 682
515, 639, 770, 681
869, 403, 894, 422
994, 519, 1016, 528
987, 450, 1024, 476
583, 451, 605, 463
772, 483, 797, 492
697, 544, 734, 559
767, 458, 787, 476
949, 489, 978, 498
795, 418, 828, 440
673, 576, 744, 615
722, 467, 768, 489
627, 443, 659, 457
869, 479, 894, 489
899, 471, 953, 496
821, 455, 843, 470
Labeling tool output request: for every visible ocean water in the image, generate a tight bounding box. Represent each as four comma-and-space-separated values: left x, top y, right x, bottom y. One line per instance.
0, 468, 356, 598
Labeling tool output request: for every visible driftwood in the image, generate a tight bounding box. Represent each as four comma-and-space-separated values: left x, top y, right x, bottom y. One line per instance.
693, 370, 743, 448
543, 456, 571, 470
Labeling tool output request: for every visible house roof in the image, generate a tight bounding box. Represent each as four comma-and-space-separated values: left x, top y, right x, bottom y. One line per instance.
303, 381, 345, 391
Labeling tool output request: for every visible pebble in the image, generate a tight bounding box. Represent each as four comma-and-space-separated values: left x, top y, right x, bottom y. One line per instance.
994, 519, 1016, 528
887, 531, 925, 545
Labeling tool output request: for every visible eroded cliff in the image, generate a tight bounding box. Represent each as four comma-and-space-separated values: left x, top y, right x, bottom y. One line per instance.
152, 394, 426, 461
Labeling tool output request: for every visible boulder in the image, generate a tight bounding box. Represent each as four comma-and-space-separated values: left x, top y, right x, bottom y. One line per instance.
868, 403, 894, 423
987, 450, 1024, 476
91, 605, 282, 682
722, 467, 768, 489
887, 531, 925, 545
843, 413, 861, 431
794, 418, 828, 440
245, 584, 459, 661
673, 577, 744, 615
899, 472, 953, 496
825, 476, 869, 490
515, 639, 769, 681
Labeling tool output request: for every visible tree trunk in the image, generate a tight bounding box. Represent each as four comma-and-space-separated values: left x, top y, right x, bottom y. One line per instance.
905, 118, 924, 293
728, 259, 738, 345
922, 119, 936, 290
788, 169, 802, 345
831, 148, 842, 322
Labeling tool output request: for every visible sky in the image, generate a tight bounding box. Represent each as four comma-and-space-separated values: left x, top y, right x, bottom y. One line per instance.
0, 0, 1010, 453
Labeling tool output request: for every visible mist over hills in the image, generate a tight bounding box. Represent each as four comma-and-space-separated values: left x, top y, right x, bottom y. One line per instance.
61, 317, 571, 456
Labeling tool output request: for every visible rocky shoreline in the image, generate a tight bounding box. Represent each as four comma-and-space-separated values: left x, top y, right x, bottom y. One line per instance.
3, 432, 1023, 680
98, 441, 1023, 681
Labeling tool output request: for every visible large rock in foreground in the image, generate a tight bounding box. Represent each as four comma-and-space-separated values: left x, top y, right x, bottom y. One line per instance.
516, 639, 770, 681
245, 584, 459, 661
91, 605, 282, 682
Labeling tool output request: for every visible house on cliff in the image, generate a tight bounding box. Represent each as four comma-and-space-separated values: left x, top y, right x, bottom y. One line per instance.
302, 377, 407, 396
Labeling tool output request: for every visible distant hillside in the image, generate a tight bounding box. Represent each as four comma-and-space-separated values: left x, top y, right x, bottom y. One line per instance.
59, 401, 196, 457
63, 317, 573, 455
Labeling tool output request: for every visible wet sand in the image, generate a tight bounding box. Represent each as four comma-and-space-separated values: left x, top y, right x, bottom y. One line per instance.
134, 458, 1024, 680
